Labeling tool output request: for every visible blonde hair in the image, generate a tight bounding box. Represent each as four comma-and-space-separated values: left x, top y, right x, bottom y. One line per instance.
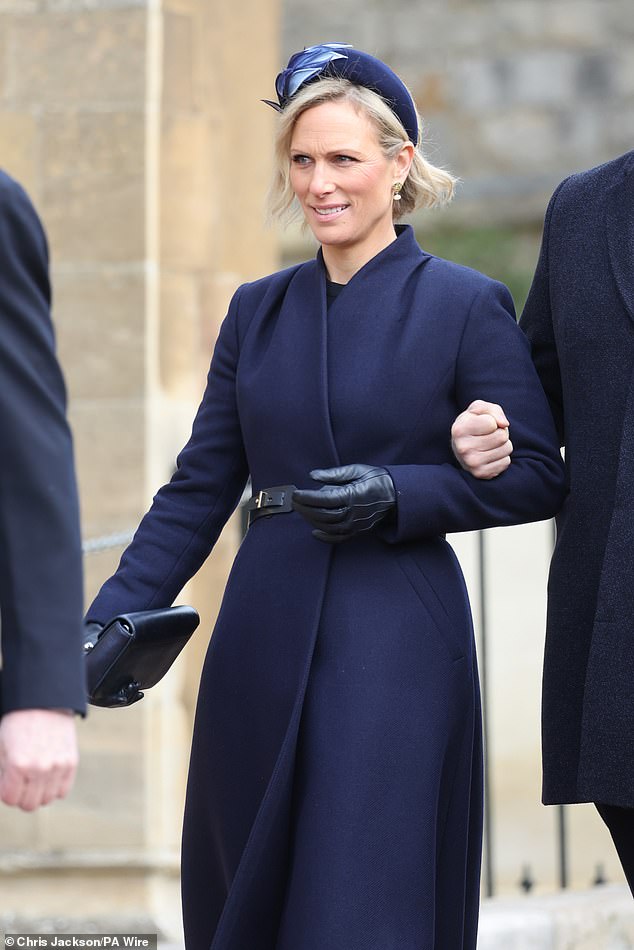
268, 77, 456, 224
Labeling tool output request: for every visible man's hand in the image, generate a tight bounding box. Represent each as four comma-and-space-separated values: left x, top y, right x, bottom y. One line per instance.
451, 400, 513, 480
0, 709, 79, 811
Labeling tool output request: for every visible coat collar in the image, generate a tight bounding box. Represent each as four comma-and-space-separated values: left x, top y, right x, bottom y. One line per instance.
270, 225, 427, 476
315, 224, 427, 287
606, 153, 634, 324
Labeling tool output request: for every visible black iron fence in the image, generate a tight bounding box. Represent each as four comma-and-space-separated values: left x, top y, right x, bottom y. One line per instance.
476, 522, 611, 897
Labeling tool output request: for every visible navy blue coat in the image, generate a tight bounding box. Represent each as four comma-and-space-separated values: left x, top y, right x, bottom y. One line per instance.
89, 226, 565, 949
0, 171, 85, 716
520, 151, 634, 807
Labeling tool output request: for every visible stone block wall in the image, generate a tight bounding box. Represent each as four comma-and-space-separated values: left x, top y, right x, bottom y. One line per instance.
281, 0, 634, 225
0, 0, 279, 938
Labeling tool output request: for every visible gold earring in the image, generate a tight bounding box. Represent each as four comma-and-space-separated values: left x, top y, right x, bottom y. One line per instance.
392, 182, 403, 201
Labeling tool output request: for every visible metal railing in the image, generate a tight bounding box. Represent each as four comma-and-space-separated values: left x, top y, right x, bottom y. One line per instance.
82, 531, 135, 555
477, 522, 610, 897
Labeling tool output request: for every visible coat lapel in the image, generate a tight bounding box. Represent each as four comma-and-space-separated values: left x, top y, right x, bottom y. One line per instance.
318, 227, 433, 464
239, 226, 428, 483
238, 259, 341, 483
304, 258, 342, 468
606, 154, 634, 325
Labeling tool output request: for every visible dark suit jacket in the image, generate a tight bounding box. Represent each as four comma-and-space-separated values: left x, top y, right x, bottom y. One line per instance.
0, 171, 85, 716
520, 150, 634, 806
89, 226, 565, 949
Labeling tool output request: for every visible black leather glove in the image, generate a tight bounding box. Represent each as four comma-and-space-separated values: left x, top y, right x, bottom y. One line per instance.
292, 464, 396, 544
83, 620, 104, 651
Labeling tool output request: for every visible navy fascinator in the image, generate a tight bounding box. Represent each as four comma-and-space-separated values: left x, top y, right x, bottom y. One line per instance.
265, 43, 419, 146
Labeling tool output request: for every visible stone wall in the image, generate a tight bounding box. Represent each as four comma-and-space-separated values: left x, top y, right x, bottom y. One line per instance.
0, 1, 279, 940
281, 0, 634, 226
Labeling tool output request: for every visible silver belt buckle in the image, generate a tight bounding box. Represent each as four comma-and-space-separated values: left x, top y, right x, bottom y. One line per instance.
254, 490, 268, 510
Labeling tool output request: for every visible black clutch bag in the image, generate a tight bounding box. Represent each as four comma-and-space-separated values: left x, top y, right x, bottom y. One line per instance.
85, 606, 200, 708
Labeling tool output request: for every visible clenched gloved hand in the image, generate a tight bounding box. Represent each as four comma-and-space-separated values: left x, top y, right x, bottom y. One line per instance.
83, 620, 104, 651
292, 464, 396, 544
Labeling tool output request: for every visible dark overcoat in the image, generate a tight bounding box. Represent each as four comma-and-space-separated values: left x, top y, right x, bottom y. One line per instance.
0, 170, 85, 717
520, 151, 634, 807
89, 226, 565, 950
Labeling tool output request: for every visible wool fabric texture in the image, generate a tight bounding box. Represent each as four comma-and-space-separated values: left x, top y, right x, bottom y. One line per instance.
521, 150, 634, 807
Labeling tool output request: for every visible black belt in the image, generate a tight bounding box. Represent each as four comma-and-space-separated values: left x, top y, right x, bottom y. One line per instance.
246, 484, 296, 526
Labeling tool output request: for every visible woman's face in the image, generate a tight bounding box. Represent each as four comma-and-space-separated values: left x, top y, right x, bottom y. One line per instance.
289, 99, 411, 267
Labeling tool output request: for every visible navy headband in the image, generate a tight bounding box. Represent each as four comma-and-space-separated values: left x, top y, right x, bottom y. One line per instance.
265, 43, 419, 146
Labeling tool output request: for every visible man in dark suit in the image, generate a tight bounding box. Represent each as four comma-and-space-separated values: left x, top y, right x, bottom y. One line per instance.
451, 150, 634, 888
0, 171, 86, 811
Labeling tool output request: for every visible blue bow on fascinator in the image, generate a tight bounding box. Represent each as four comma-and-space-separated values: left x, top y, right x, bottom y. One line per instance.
264, 43, 419, 146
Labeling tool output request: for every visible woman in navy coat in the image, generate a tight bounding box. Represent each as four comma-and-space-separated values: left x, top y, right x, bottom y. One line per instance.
88, 46, 566, 950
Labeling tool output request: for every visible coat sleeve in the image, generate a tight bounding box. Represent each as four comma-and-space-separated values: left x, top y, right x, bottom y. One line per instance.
86, 287, 250, 624
0, 175, 85, 715
381, 279, 567, 543
519, 179, 570, 444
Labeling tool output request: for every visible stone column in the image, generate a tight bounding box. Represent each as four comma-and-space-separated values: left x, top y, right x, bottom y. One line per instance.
0, 1, 279, 939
